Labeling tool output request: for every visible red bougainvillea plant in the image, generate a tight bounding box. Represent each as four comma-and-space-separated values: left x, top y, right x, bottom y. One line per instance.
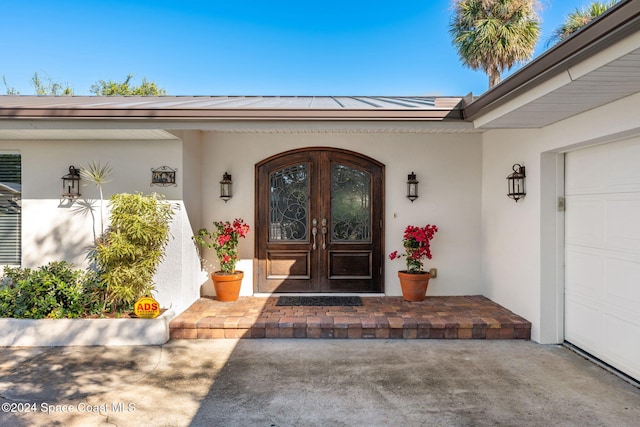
193, 218, 250, 274
389, 224, 438, 274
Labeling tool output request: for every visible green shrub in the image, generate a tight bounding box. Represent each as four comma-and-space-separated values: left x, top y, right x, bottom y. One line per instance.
0, 192, 173, 318
93, 193, 173, 310
0, 262, 107, 319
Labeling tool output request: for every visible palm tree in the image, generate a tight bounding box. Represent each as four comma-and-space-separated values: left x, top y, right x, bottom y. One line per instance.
549, 1, 618, 45
450, 0, 541, 88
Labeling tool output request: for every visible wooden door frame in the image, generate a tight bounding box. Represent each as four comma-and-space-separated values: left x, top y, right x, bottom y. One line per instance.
254, 146, 385, 294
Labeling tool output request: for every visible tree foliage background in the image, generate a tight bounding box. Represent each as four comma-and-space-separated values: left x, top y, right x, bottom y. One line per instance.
2, 72, 165, 95
548, 1, 618, 46
450, 0, 541, 88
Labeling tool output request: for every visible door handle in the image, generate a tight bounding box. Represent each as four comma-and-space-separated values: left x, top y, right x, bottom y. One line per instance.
321, 218, 327, 250
312, 218, 318, 250
312, 227, 317, 250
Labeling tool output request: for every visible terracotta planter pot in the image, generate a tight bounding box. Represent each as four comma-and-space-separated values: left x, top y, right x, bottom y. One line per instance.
398, 271, 431, 302
211, 271, 243, 302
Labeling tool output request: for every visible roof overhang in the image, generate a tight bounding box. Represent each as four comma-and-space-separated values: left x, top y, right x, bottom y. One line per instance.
465, 0, 640, 129
0, 96, 476, 136
0, 96, 465, 121
1, 1, 638, 134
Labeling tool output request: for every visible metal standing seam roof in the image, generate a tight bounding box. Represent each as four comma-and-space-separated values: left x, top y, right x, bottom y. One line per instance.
1, 2, 637, 129
0, 96, 466, 121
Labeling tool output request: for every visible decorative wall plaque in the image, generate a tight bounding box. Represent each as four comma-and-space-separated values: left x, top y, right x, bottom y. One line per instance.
151, 166, 177, 187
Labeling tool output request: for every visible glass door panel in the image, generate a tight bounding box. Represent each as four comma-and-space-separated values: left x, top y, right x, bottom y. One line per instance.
331, 163, 371, 242
269, 164, 308, 242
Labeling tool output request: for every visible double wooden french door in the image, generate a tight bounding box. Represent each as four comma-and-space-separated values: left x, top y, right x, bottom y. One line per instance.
255, 148, 384, 293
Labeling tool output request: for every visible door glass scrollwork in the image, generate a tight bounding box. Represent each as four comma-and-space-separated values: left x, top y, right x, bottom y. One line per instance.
331, 163, 371, 242
269, 164, 308, 241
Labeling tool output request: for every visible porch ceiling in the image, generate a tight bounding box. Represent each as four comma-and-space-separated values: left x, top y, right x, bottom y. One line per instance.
0, 129, 178, 140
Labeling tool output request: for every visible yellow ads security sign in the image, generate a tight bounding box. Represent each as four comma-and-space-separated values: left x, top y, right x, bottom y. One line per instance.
134, 296, 161, 318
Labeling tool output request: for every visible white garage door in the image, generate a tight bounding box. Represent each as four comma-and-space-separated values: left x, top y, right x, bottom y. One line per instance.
565, 137, 640, 382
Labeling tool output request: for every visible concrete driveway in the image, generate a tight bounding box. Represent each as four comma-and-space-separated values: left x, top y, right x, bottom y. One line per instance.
0, 340, 638, 426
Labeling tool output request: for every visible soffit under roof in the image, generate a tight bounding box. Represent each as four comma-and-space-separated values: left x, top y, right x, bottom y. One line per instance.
474, 46, 640, 129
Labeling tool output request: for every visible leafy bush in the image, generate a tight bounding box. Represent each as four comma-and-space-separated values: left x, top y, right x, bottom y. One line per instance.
93, 193, 173, 310
0, 262, 107, 319
0, 192, 173, 318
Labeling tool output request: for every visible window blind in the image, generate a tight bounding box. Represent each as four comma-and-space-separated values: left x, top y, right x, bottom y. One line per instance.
0, 154, 21, 265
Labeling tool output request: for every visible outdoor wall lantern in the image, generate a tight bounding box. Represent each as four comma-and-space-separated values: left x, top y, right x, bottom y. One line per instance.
220, 172, 233, 202
507, 164, 526, 202
407, 172, 419, 202
61, 166, 81, 200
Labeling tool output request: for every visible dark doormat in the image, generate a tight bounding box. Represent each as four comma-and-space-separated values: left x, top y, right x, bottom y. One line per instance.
276, 296, 363, 306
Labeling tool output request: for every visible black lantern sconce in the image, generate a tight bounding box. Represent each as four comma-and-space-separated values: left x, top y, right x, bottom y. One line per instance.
61, 166, 81, 200
507, 164, 526, 202
220, 172, 233, 202
407, 172, 419, 202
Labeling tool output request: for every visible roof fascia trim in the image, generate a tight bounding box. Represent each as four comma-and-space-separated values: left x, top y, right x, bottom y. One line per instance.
0, 108, 464, 121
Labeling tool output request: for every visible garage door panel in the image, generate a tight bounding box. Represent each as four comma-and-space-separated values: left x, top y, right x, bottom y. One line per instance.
605, 138, 640, 192
565, 300, 604, 352
566, 139, 640, 195
565, 248, 604, 298
606, 256, 640, 312
565, 198, 605, 246
606, 198, 640, 253
565, 136, 640, 382
605, 315, 640, 382
565, 148, 603, 194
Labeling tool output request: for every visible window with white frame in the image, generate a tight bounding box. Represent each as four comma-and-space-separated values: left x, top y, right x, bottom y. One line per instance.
0, 153, 21, 265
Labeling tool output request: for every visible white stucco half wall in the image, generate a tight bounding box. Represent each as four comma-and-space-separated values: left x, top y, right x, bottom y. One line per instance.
0, 136, 204, 315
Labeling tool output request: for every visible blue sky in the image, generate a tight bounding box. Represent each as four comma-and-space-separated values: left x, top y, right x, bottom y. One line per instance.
2, 0, 599, 97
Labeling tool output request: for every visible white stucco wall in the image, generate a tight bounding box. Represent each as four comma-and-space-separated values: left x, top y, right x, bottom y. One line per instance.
481, 91, 640, 343
1, 128, 483, 310
188, 130, 483, 297
0, 137, 202, 312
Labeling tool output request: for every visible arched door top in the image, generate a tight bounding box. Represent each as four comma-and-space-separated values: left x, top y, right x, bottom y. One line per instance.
255, 148, 385, 293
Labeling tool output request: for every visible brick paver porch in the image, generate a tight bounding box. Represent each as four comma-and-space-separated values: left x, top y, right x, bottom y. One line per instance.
169, 295, 531, 340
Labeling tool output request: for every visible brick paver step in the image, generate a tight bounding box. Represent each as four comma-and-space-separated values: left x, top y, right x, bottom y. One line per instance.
169, 296, 531, 340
